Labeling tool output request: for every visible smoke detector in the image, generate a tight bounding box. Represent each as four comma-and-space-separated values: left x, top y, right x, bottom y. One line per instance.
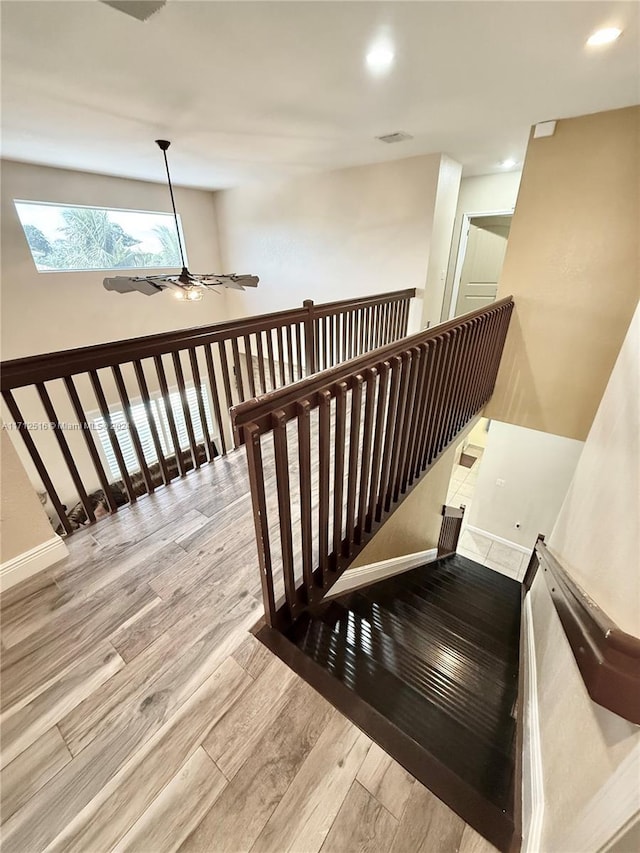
376, 132, 413, 144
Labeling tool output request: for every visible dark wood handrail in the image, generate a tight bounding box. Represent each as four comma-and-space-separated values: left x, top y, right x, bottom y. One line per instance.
1, 289, 415, 390
535, 539, 640, 724
234, 298, 514, 628
232, 296, 514, 442
1, 289, 416, 536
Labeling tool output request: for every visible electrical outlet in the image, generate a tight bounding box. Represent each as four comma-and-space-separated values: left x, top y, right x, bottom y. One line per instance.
496, 478, 506, 487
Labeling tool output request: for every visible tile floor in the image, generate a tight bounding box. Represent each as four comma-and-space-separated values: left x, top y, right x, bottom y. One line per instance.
446, 447, 530, 583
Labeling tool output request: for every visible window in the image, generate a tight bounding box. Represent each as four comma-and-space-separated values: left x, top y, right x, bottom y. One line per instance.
94, 386, 215, 480
14, 200, 186, 273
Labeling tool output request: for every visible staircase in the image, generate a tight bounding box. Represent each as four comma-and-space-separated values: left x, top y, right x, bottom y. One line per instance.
259, 553, 522, 851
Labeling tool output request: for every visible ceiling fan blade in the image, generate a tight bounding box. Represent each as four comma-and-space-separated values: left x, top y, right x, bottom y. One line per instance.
100, 1, 166, 22
103, 277, 164, 295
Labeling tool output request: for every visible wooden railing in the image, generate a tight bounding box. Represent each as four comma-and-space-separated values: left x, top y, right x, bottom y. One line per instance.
1, 289, 414, 535
232, 297, 514, 629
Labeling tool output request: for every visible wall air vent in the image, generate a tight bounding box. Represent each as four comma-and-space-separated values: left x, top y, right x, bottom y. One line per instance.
376, 132, 414, 144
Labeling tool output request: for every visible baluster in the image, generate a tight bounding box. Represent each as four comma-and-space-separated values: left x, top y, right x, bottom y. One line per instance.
346, 311, 353, 359
276, 325, 287, 387
332, 382, 348, 567
366, 361, 390, 532
302, 300, 316, 377
230, 337, 245, 402
294, 322, 304, 380
88, 369, 137, 501
356, 367, 377, 542
285, 324, 296, 384
455, 319, 478, 430
203, 344, 227, 456
132, 360, 171, 484
265, 329, 277, 391
432, 330, 458, 458
394, 347, 423, 499
375, 356, 402, 521
244, 423, 276, 625
255, 331, 267, 393
440, 328, 464, 449
407, 341, 434, 484
386, 351, 412, 509
344, 375, 363, 555
272, 410, 297, 617
322, 316, 329, 371
153, 355, 187, 477
313, 317, 321, 374
317, 389, 331, 585
111, 365, 154, 493
35, 382, 96, 522
188, 348, 216, 462
243, 335, 256, 399
3, 390, 74, 534
171, 351, 200, 470
217, 340, 235, 412
340, 311, 347, 364
297, 400, 314, 600
64, 375, 119, 510
421, 333, 450, 469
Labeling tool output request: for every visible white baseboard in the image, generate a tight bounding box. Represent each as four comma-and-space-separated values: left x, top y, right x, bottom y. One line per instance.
325, 548, 438, 599
0, 535, 68, 592
465, 524, 532, 555
522, 594, 544, 853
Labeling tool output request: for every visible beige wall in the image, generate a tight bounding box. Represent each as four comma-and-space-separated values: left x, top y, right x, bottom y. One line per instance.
526, 302, 640, 850
441, 170, 522, 320
467, 420, 584, 549
1, 426, 58, 563
214, 154, 445, 333
1, 159, 227, 360
486, 106, 640, 441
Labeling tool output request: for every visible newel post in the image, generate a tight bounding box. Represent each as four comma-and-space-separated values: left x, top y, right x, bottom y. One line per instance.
303, 299, 317, 376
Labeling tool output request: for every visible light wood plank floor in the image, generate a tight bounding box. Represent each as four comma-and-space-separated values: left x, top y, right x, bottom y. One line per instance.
1, 448, 498, 853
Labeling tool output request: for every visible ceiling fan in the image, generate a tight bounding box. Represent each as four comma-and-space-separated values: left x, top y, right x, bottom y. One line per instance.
103, 140, 259, 301
100, 1, 167, 22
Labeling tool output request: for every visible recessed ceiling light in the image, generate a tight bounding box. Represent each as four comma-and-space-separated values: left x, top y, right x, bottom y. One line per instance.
499, 158, 517, 169
366, 42, 395, 74
587, 27, 622, 46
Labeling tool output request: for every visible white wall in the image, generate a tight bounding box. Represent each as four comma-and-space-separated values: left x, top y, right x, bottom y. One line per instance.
1, 159, 227, 360
548, 301, 640, 635
214, 154, 446, 333
525, 303, 640, 851
421, 156, 462, 328
441, 170, 522, 320
466, 420, 583, 549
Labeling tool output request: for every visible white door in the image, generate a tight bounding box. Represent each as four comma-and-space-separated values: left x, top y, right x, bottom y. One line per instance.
455, 217, 510, 317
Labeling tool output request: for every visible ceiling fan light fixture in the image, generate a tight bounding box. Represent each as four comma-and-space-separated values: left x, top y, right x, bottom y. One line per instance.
103, 141, 259, 301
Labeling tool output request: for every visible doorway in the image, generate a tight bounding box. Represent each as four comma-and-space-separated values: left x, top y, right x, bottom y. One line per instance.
449, 212, 512, 319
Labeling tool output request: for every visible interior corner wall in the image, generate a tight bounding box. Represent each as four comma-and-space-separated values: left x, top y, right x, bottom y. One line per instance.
421, 156, 462, 329
525, 302, 640, 852
1, 426, 60, 564
485, 106, 640, 441
213, 154, 444, 330
466, 420, 584, 549
0, 159, 227, 361
440, 170, 522, 321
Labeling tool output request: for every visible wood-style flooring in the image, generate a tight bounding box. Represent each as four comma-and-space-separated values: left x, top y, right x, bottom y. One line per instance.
1, 448, 498, 853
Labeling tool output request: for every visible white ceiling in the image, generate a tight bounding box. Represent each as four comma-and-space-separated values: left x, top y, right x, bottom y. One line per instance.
1, 1, 638, 190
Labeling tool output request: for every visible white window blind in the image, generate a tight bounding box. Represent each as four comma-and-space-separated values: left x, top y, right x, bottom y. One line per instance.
94, 385, 215, 480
